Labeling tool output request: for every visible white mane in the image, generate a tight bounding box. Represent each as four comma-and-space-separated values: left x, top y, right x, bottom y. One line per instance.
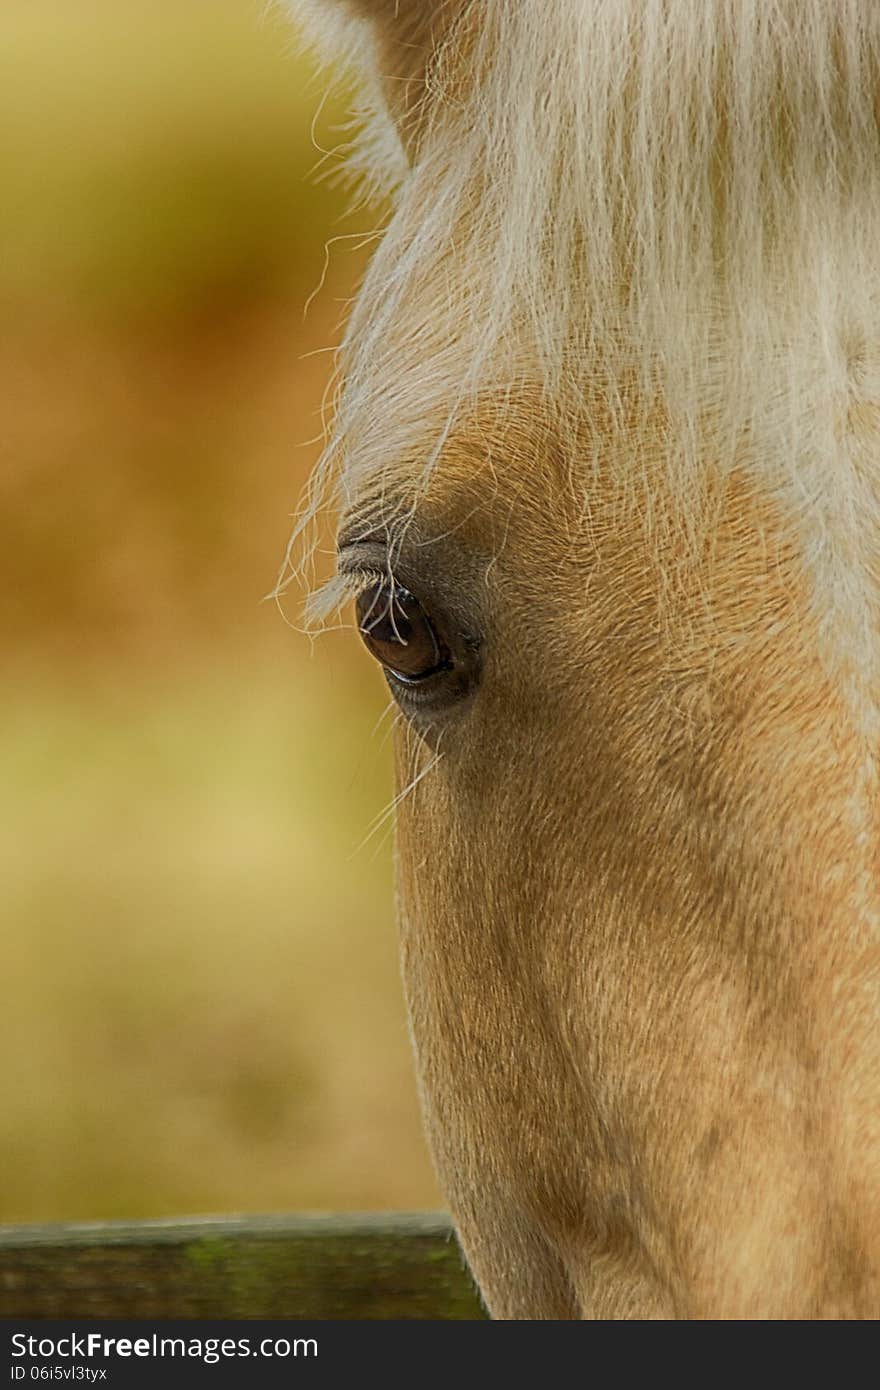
286, 0, 880, 611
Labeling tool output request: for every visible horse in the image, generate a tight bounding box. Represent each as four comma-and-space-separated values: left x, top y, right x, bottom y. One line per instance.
287, 0, 880, 1317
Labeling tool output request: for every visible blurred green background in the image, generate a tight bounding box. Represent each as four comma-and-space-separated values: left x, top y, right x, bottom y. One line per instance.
1, 0, 439, 1220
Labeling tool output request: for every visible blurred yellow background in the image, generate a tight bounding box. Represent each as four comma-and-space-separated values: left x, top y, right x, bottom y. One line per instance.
1, 0, 440, 1220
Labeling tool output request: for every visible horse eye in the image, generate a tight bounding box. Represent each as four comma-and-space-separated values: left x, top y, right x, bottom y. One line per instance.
356, 583, 452, 683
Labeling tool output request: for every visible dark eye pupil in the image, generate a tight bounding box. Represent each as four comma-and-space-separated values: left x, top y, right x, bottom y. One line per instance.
356, 583, 450, 682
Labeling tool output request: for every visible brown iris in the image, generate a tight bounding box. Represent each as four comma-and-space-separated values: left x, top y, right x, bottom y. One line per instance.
356, 582, 451, 683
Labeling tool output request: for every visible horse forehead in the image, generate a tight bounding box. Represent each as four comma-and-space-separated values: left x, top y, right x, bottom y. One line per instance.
340, 328, 880, 699
341, 374, 649, 523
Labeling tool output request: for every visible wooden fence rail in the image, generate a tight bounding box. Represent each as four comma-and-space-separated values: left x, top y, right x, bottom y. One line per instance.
0, 1212, 486, 1320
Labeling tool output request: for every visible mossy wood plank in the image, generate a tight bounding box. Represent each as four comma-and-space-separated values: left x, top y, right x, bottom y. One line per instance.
0, 1212, 486, 1320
